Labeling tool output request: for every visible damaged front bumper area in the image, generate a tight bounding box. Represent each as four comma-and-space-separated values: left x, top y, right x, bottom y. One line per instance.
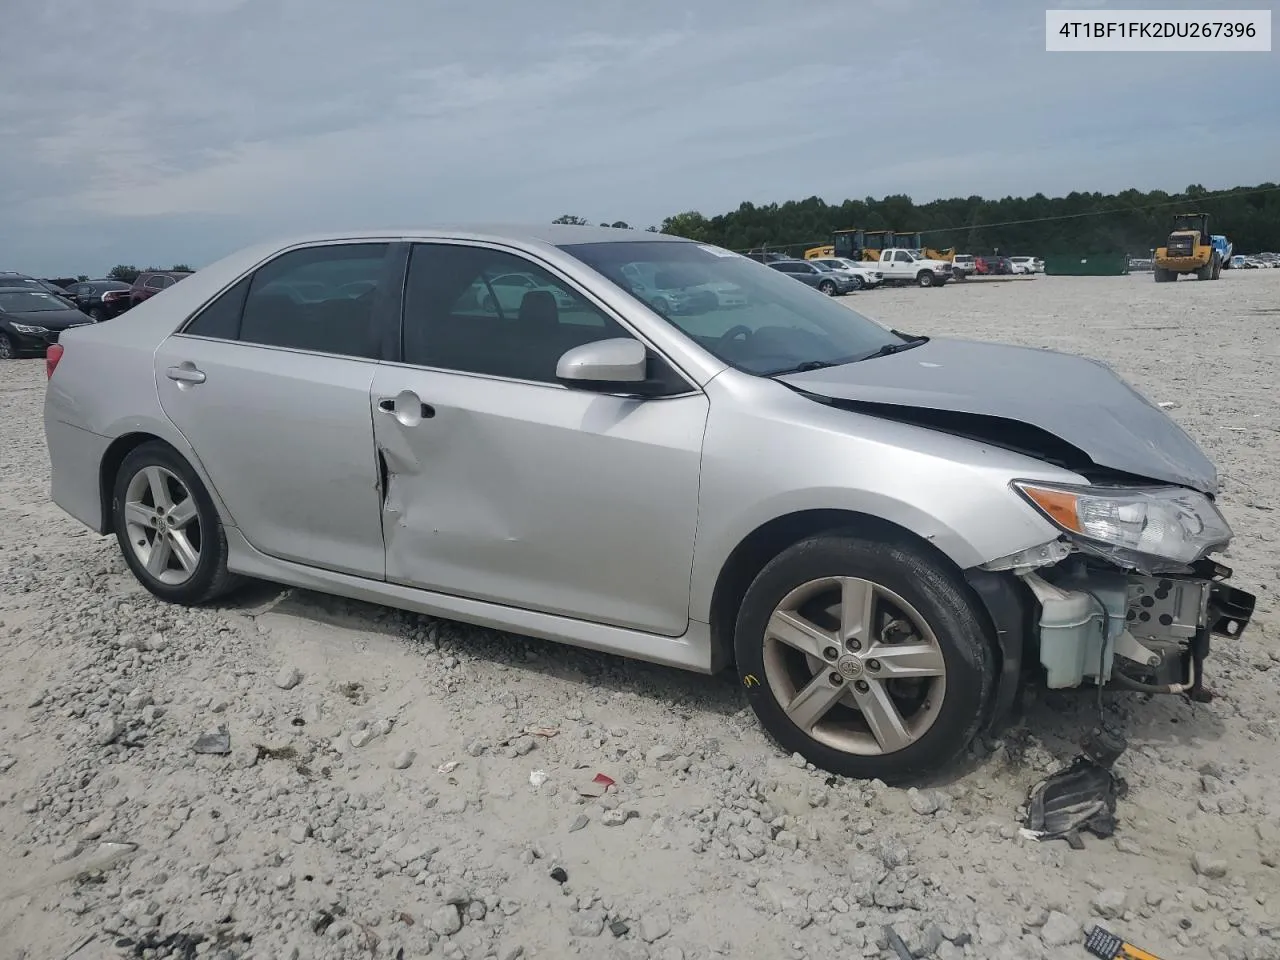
974, 480, 1258, 708
1019, 558, 1255, 697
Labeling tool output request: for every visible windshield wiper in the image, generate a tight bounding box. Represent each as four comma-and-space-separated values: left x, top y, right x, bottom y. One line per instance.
854, 335, 929, 362
766, 357, 857, 376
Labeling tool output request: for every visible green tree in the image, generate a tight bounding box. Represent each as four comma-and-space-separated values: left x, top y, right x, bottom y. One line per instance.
76, 274, 89, 282
108, 264, 140, 283
171, 263, 193, 272
552, 214, 589, 225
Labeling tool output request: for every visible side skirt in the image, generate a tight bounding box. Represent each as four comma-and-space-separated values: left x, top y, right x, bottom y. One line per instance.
224, 528, 715, 674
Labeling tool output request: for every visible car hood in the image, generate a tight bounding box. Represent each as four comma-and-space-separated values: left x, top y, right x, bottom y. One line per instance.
3, 308, 91, 330
778, 336, 1217, 493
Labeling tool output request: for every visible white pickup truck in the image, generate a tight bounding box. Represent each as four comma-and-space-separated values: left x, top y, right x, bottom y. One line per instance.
872, 248, 954, 287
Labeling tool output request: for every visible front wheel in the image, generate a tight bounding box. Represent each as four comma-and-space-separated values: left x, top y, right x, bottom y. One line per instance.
847, 275, 864, 291
734, 533, 995, 783
0, 332, 14, 360
817, 280, 837, 296
917, 271, 935, 287
113, 442, 239, 605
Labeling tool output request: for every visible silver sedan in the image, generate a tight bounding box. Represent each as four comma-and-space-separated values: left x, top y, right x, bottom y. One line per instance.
43, 225, 1254, 782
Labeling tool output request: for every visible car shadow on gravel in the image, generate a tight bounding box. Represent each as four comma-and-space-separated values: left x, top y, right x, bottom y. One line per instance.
215, 583, 750, 720
214, 582, 1232, 784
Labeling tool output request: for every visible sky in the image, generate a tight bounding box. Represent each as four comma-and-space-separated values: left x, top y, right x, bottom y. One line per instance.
1, 0, 1276, 276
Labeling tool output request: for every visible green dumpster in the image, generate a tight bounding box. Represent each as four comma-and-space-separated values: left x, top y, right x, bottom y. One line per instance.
1043, 253, 1130, 276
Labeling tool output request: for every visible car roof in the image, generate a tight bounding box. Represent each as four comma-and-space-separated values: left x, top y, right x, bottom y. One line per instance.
225, 223, 694, 251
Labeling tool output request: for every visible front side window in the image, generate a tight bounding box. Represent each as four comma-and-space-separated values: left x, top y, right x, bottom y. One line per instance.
181, 243, 389, 358
401, 244, 628, 382
559, 240, 899, 376
894, 251, 912, 263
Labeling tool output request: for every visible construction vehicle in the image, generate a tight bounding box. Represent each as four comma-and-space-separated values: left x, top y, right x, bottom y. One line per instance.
1153, 213, 1231, 282
806, 229, 932, 263
895, 230, 957, 263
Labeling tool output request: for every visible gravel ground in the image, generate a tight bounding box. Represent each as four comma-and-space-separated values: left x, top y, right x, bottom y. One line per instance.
2, 269, 1278, 960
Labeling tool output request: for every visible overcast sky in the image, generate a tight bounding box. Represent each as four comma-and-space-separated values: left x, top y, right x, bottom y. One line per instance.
1, 0, 1276, 276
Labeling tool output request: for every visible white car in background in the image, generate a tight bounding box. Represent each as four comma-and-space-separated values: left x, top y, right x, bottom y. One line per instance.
951, 254, 976, 279
811, 257, 884, 289
1009, 257, 1043, 275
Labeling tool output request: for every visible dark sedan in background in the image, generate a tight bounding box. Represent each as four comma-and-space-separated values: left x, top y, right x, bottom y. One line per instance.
0, 272, 76, 299
767, 258, 860, 295
0, 288, 93, 359
64, 279, 133, 321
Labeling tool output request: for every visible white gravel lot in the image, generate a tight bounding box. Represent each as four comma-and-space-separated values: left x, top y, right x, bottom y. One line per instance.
1, 269, 1278, 960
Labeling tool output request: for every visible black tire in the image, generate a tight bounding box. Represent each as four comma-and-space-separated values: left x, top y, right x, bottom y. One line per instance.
112, 441, 239, 605
734, 532, 995, 783
917, 271, 934, 287
818, 280, 837, 296
1153, 268, 1171, 283
847, 275, 864, 291
89, 307, 107, 322
0, 332, 14, 360
1211, 255, 1222, 280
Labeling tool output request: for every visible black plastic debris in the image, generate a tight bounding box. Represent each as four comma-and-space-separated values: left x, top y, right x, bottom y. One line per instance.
192, 725, 231, 755
609, 919, 630, 937
549, 867, 568, 884
1021, 756, 1128, 848
882, 925, 913, 960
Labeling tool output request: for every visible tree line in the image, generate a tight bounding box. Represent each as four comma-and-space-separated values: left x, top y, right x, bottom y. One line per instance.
559, 181, 1280, 257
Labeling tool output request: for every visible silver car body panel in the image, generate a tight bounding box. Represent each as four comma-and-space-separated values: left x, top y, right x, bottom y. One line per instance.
41, 224, 1203, 675
779, 336, 1218, 494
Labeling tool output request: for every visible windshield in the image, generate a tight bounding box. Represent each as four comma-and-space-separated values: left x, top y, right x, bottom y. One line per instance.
558, 240, 899, 375
0, 290, 70, 312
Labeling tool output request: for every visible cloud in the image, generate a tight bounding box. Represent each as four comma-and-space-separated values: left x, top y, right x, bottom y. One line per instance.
0, 0, 1275, 274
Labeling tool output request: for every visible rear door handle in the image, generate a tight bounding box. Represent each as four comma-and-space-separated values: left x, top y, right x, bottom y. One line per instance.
166, 364, 206, 384
378, 396, 435, 419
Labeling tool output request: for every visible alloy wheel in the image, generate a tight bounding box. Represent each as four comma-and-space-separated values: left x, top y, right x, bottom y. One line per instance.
761, 576, 946, 756
0, 334, 12, 359
123, 465, 202, 586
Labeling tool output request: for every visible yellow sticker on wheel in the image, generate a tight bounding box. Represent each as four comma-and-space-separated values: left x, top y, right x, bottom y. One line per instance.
742, 674, 759, 688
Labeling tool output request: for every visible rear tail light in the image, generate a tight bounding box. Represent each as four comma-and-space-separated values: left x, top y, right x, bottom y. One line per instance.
103, 290, 127, 302
46, 343, 64, 379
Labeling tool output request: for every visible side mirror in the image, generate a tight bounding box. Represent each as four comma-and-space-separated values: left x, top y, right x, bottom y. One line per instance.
555, 338, 652, 393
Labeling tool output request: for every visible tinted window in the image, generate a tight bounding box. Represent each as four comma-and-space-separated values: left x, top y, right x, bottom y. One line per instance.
236, 243, 389, 357
184, 276, 250, 340
402, 244, 630, 382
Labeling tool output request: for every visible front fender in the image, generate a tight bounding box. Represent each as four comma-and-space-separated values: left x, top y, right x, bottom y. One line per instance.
688, 374, 1074, 623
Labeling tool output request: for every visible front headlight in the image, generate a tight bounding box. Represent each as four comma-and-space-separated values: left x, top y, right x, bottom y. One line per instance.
1012, 481, 1232, 565
10, 322, 49, 334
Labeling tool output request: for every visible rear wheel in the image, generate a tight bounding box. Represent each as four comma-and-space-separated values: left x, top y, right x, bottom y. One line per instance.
1153, 268, 1172, 283
113, 442, 239, 605
734, 533, 995, 782
89, 307, 107, 322
917, 271, 934, 287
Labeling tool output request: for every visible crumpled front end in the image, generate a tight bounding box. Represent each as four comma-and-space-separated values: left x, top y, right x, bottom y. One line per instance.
980, 481, 1257, 701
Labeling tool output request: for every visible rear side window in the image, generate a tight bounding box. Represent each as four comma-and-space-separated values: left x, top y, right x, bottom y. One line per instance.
185, 277, 250, 339
181, 243, 389, 358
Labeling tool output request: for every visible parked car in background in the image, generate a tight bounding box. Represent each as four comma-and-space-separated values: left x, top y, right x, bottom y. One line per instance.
768, 259, 858, 295
130, 270, 193, 307
976, 256, 1014, 276
810, 257, 884, 289
1008, 257, 1042, 275
0, 272, 76, 299
65, 279, 133, 321
41, 224, 1256, 782
0, 287, 93, 359
951, 254, 976, 279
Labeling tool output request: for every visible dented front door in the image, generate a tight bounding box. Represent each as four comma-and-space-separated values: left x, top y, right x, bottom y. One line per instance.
368, 366, 708, 637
